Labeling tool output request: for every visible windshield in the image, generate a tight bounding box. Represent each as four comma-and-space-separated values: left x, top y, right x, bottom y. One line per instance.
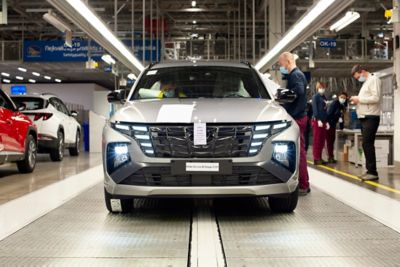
131, 66, 270, 100
11, 97, 46, 110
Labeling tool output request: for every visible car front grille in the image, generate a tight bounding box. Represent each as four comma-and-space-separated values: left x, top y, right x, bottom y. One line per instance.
148, 125, 254, 158
119, 166, 283, 187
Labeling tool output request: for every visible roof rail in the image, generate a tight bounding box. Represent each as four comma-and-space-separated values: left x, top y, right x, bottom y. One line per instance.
240, 61, 252, 68
148, 62, 158, 69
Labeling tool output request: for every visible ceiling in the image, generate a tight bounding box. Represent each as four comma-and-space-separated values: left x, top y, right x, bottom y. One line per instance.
0, 0, 394, 86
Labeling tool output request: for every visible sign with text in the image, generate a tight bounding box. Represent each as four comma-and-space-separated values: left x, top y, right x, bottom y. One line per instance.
23, 39, 161, 62
319, 38, 337, 49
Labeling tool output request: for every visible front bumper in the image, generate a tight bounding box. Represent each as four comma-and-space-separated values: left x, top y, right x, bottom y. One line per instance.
102, 122, 300, 198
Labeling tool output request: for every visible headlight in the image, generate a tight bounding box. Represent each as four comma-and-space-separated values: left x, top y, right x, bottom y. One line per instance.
111, 122, 154, 156
272, 141, 296, 173
249, 121, 292, 156
106, 142, 131, 174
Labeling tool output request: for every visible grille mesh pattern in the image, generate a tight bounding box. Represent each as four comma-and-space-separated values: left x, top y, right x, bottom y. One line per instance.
148, 125, 255, 158
120, 166, 282, 186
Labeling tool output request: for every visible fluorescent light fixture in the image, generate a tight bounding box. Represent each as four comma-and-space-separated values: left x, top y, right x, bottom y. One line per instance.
101, 54, 116, 65
43, 11, 72, 33
55, 79, 62, 83
61, 0, 144, 73
29, 79, 36, 83
18, 67, 27, 72
127, 73, 137, 80
191, 1, 197, 7
193, 20, 197, 24
2, 79, 10, 83
44, 76, 52, 80
330, 11, 360, 32
32, 72, 40, 77
16, 76, 24, 80
1, 72, 10, 77
255, 0, 337, 71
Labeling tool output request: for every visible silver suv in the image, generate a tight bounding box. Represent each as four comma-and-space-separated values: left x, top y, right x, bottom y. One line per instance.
103, 61, 299, 213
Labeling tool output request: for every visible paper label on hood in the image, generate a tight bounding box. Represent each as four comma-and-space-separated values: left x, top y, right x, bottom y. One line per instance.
194, 122, 207, 145
156, 104, 194, 123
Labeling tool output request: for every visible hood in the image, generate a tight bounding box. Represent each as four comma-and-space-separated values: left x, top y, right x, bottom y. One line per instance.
112, 98, 292, 124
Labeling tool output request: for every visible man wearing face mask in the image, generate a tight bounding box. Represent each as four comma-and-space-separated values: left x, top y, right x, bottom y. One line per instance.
326, 92, 348, 163
278, 52, 310, 196
312, 82, 329, 165
350, 65, 381, 181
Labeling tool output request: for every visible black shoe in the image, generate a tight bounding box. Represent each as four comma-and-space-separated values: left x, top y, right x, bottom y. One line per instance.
328, 158, 337, 164
314, 160, 327, 165
299, 188, 311, 196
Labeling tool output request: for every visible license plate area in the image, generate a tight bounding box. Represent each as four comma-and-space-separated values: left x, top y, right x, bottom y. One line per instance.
171, 160, 232, 175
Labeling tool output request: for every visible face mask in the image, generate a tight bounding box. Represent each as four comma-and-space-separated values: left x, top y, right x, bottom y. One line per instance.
163, 90, 175, 98
318, 89, 325, 95
339, 98, 346, 104
358, 76, 366, 83
279, 66, 289, 75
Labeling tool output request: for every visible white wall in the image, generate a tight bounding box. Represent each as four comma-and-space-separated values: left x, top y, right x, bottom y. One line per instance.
3, 83, 110, 115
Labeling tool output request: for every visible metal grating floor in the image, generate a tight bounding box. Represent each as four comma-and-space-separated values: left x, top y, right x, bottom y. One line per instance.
215, 191, 400, 266
1, 183, 400, 266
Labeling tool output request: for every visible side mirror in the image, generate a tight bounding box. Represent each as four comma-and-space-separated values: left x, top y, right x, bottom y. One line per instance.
107, 91, 123, 103
276, 88, 297, 104
17, 103, 26, 112
70, 110, 78, 117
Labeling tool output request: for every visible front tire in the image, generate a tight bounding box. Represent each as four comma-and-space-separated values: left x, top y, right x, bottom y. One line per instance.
69, 130, 80, 156
104, 188, 133, 213
50, 131, 64, 162
17, 134, 37, 173
268, 187, 299, 213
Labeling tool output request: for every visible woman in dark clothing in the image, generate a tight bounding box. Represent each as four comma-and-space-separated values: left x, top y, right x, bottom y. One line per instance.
326, 92, 348, 163
312, 82, 329, 165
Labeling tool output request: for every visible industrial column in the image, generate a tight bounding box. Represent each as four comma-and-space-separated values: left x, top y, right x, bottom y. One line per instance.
268, 0, 283, 49
393, 0, 400, 163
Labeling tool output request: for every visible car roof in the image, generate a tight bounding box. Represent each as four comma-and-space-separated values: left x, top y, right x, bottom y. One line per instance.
150, 60, 252, 70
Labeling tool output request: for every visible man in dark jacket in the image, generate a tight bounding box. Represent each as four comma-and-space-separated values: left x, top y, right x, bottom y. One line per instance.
326, 92, 348, 163
312, 82, 329, 165
278, 52, 310, 196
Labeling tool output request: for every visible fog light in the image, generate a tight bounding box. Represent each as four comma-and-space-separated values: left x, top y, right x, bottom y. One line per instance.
107, 143, 131, 174
272, 142, 296, 173
114, 145, 128, 155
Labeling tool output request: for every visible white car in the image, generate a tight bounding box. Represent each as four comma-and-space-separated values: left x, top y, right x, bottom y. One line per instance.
12, 94, 81, 161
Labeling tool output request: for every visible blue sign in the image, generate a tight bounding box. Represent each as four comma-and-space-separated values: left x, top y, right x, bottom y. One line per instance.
11, 85, 27, 95
319, 38, 337, 49
23, 39, 161, 62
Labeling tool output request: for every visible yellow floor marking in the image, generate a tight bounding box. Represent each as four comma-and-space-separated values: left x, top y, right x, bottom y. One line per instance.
307, 161, 400, 195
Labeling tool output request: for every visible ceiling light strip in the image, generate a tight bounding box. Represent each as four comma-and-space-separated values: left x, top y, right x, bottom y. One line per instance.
48, 0, 144, 75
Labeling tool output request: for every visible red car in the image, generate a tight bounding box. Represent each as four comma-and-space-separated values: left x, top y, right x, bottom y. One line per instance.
0, 89, 37, 173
